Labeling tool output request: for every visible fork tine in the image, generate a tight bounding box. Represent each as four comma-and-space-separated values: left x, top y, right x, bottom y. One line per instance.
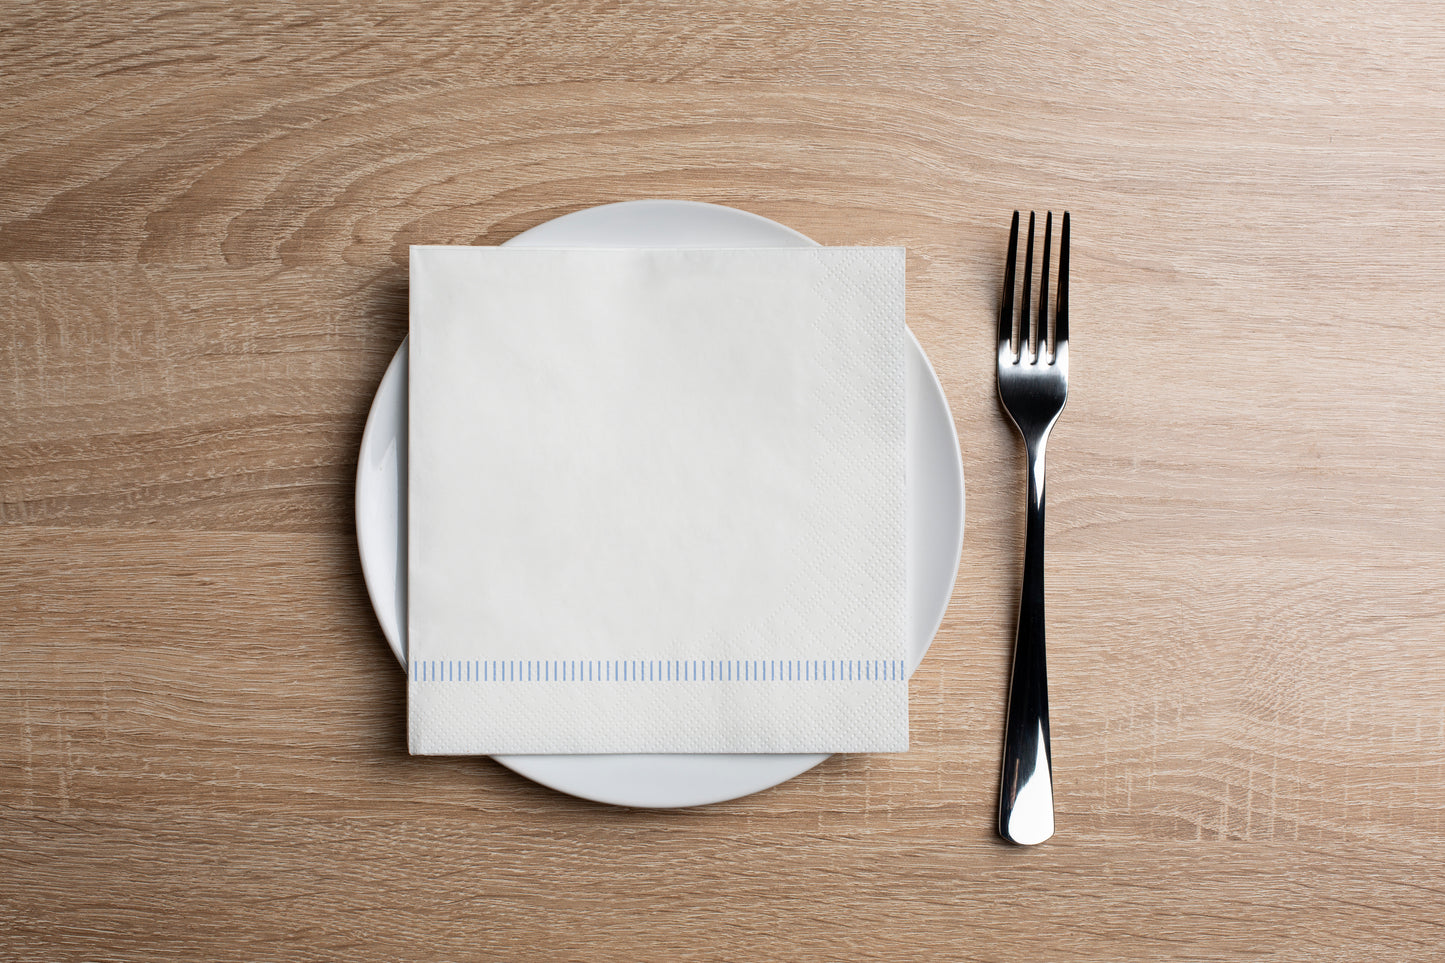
1055, 211, 1069, 350
1021, 212, 1036, 359
1039, 211, 1052, 357
999, 211, 1019, 357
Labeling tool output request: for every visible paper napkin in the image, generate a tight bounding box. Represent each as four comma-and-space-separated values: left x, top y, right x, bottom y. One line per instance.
407, 246, 908, 754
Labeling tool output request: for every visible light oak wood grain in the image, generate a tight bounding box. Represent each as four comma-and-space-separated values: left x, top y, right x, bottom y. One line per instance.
3, 1, 1445, 960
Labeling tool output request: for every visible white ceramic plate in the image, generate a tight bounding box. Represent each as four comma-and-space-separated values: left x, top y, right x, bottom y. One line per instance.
355, 199, 964, 807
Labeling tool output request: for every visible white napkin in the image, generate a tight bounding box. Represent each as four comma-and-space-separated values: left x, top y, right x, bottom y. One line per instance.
407, 246, 908, 754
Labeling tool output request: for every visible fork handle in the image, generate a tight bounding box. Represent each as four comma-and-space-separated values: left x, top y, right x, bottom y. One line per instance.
999, 434, 1055, 845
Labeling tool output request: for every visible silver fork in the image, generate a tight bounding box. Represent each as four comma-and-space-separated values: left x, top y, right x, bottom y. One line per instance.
996, 210, 1069, 846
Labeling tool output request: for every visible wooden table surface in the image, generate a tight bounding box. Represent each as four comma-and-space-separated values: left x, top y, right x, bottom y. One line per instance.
4, 2, 1444, 960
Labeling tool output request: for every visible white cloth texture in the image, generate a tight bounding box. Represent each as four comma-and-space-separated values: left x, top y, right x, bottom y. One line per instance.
407, 246, 908, 754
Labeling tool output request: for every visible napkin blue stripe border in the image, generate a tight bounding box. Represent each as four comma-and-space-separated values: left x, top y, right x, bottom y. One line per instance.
410, 658, 906, 684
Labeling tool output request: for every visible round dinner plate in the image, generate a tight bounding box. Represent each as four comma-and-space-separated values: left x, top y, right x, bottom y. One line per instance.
355, 199, 964, 807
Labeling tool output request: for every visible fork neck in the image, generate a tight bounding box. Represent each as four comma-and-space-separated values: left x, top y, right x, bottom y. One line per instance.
1024, 430, 1052, 516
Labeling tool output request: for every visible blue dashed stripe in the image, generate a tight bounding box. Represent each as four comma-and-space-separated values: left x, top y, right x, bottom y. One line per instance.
410, 658, 906, 682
